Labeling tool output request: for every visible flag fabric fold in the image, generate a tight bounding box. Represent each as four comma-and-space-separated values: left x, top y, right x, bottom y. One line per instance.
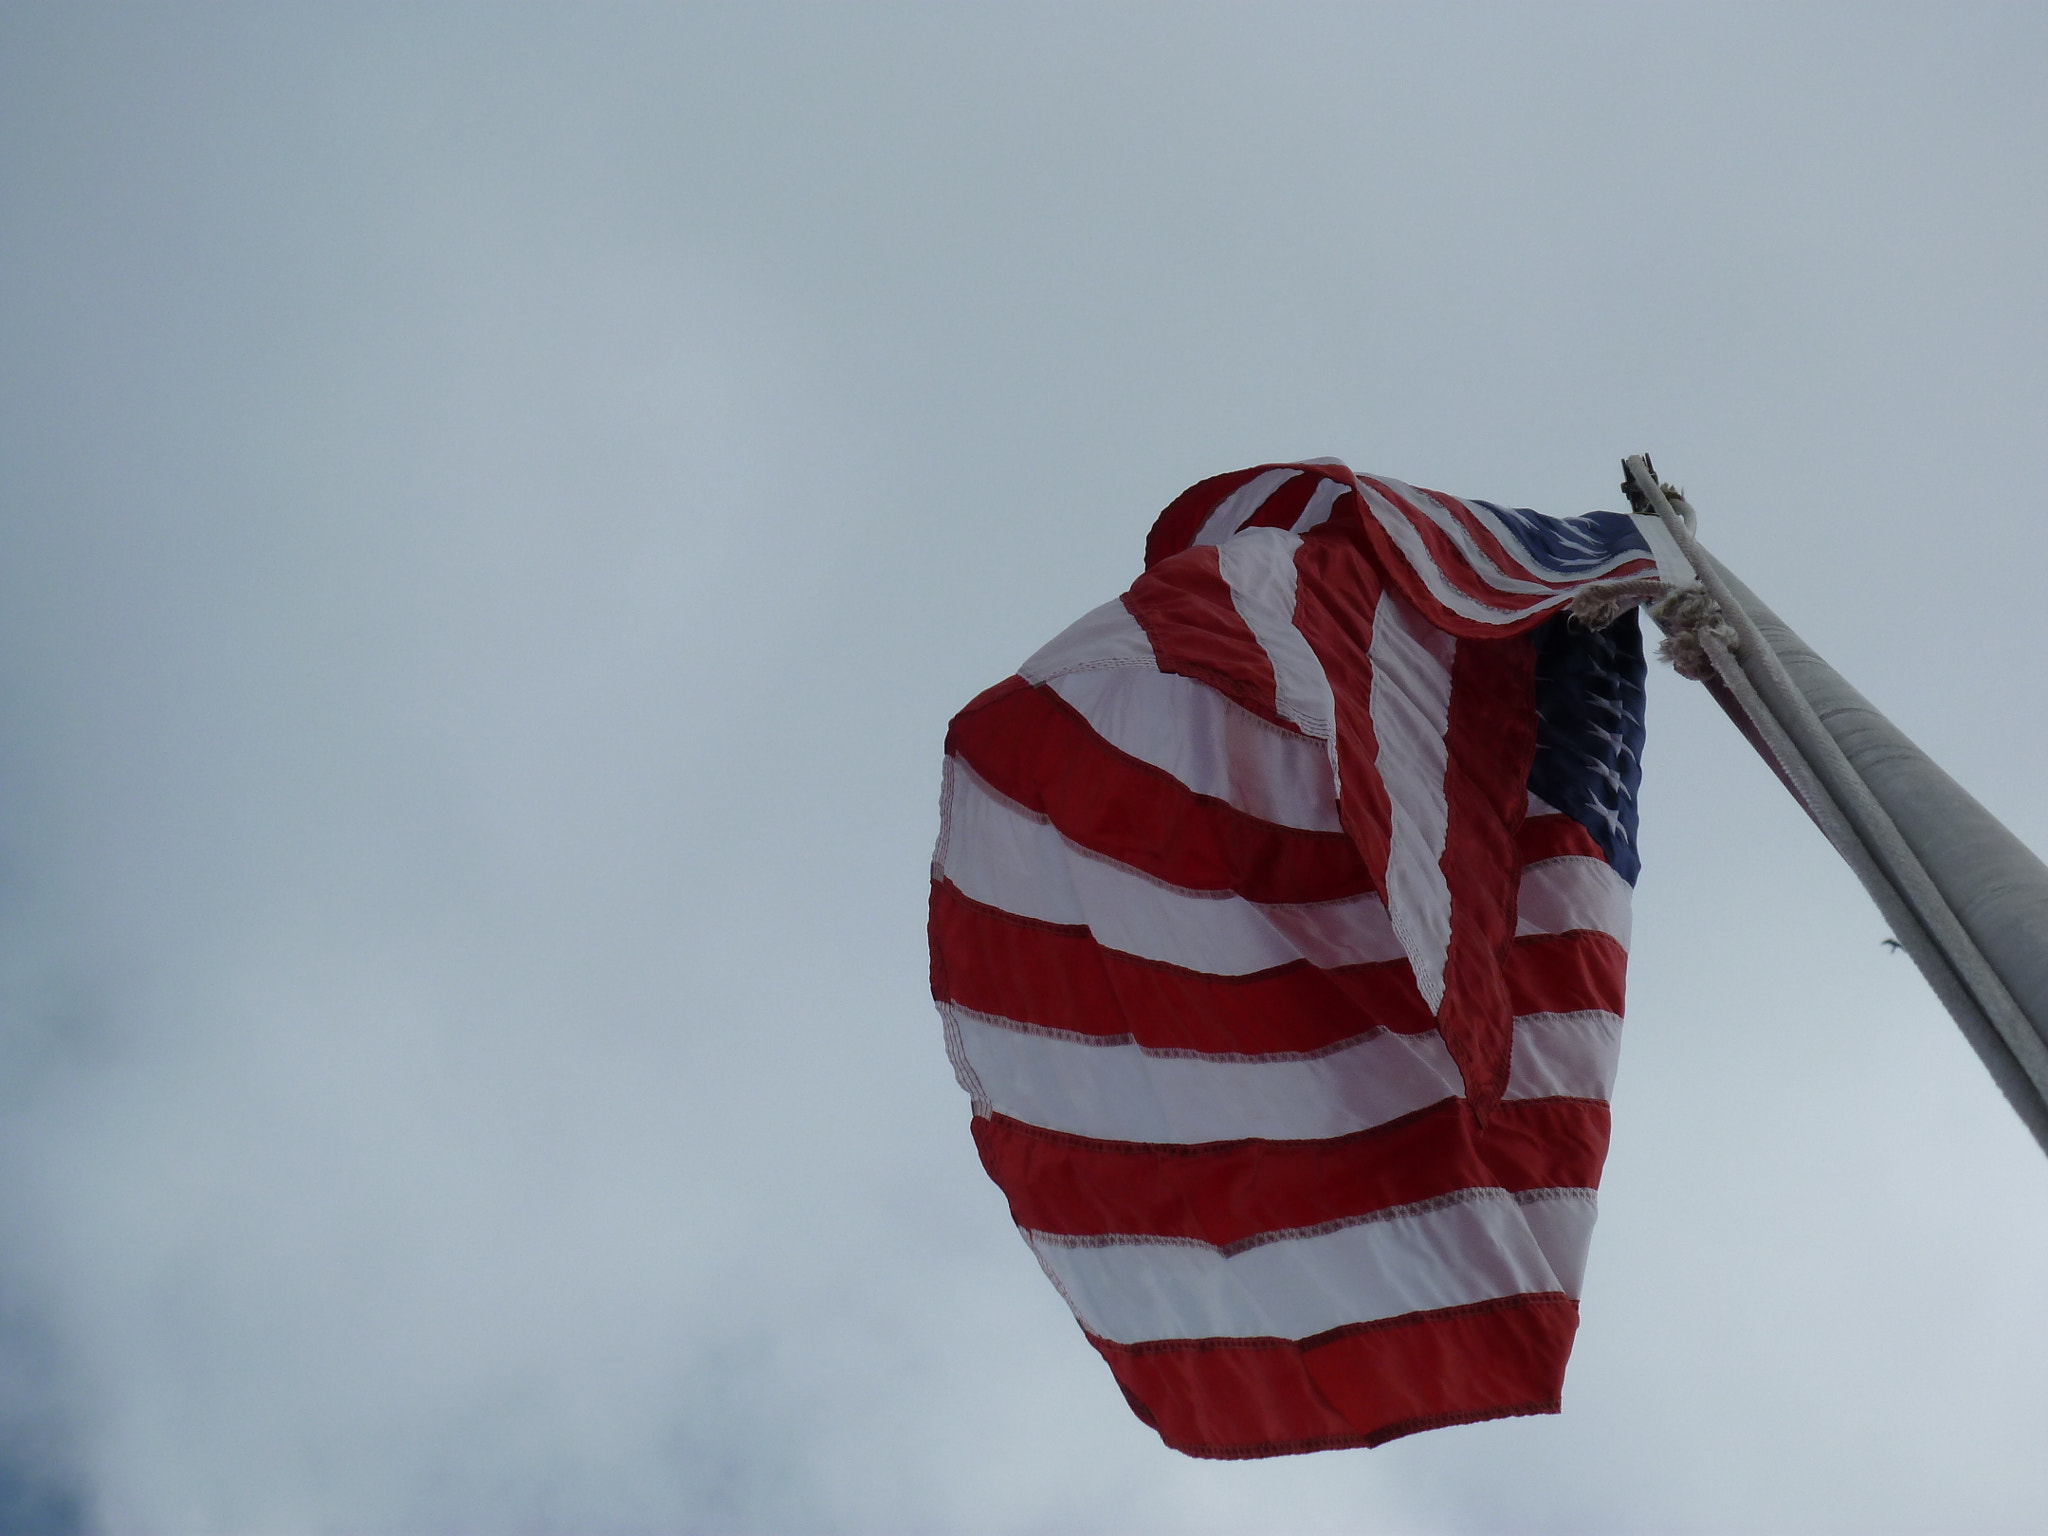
931, 461, 1680, 1456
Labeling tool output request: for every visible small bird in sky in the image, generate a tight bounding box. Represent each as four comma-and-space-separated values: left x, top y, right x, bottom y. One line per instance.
1881, 937, 1904, 953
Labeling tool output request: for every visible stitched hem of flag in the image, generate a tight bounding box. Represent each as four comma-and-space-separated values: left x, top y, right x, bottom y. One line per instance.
944, 1001, 1411, 1065
1088, 1294, 1576, 1459
972, 1095, 1462, 1155
1165, 1397, 1562, 1459
1030, 1186, 1560, 1259
931, 879, 1433, 991
1087, 1290, 1571, 1357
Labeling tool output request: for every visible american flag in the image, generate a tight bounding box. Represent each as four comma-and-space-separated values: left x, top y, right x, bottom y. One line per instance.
930, 461, 1680, 1457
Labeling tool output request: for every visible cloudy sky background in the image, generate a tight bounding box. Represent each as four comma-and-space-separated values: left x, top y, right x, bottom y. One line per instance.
2, 4, 2046, 1532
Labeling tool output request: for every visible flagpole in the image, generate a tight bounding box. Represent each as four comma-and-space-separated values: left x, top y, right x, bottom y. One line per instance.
1622, 457, 2048, 1154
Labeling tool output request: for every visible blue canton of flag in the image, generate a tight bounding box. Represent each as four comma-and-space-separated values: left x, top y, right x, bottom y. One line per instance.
1530, 609, 1648, 885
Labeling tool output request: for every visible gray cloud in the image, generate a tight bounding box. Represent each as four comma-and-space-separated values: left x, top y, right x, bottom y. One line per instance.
1, 4, 2044, 1531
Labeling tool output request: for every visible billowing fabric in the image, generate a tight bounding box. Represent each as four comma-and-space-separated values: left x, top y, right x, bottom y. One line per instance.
930, 461, 1666, 1457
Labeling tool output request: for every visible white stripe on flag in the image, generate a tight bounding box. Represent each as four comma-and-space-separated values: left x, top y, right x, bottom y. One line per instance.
1372, 478, 1566, 598
1290, 476, 1349, 534
1397, 483, 1654, 590
1358, 483, 1555, 626
1018, 597, 1158, 685
1504, 1010, 1623, 1101
938, 758, 1403, 973
1037, 672, 1597, 843
1369, 591, 1458, 1011
943, 1003, 1465, 1142
1191, 468, 1300, 548
1047, 667, 1340, 833
939, 759, 1631, 973
1215, 527, 1337, 742
1516, 1189, 1601, 1300
1027, 1187, 1595, 1344
1515, 856, 1633, 952
946, 1005, 1623, 1143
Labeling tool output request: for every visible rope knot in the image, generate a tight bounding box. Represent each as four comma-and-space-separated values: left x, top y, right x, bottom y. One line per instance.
1567, 575, 1667, 632
1647, 584, 1739, 680
1566, 578, 1740, 681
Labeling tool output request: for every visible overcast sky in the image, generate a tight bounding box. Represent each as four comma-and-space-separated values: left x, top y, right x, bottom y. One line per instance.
2, 4, 2046, 1533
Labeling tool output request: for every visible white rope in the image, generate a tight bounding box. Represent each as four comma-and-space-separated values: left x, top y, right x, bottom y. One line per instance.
1565, 574, 1665, 632
1645, 584, 1740, 680
1565, 558, 1739, 685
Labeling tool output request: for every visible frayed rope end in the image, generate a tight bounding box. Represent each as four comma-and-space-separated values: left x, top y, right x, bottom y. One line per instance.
1566, 575, 1667, 631
1646, 584, 1738, 680
1567, 578, 1738, 681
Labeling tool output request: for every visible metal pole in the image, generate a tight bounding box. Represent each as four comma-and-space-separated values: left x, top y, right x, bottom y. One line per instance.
1623, 457, 2048, 1152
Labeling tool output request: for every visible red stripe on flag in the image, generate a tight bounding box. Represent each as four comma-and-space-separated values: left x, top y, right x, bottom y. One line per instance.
1089, 1294, 1577, 1457
1431, 632, 1542, 1114
1122, 549, 1292, 732
1507, 930, 1628, 1018
946, 681, 1368, 903
1289, 535, 1395, 901
1428, 490, 1554, 588
973, 1097, 1611, 1246
929, 879, 1432, 1051
1144, 465, 1288, 569
1518, 812, 1606, 865
1346, 482, 1550, 639
1358, 479, 1559, 620
1238, 470, 1324, 532
931, 881, 1624, 1051
944, 671, 1034, 724
1314, 486, 1363, 534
